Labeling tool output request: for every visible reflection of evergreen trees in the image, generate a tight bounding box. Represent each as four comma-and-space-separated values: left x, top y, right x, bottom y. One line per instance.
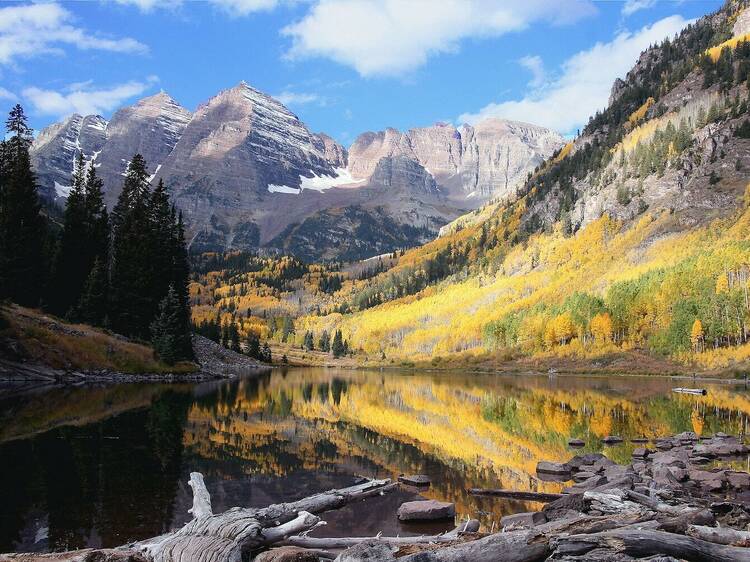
0, 388, 193, 552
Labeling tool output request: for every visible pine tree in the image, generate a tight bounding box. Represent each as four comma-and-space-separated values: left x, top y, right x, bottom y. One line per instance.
0, 105, 48, 306
109, 155, 154, 337
229, 322, 241, 353
77, 257, 108, 326
261, 342, 272, 363
151, 285, 189, 365
331, 329, 344, 358
318, 330, 331, 352
245, 330, 261, 359
303, 330, 314, 351
51, 154, 91, 316
169, 210, 193, 359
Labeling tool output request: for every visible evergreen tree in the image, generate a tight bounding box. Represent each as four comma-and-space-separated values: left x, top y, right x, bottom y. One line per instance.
303, 330, 314, 351
77, 257, 108, 326
0, 105, 47, 306
150, 285, 191, 365
109, 155, 154, 337
318, 330, 331, 352
51, 154, 92, 316
229, 322, 241, 353
261, 342, 272, 363
245, 330, 261, 359
331, 329, 345, 358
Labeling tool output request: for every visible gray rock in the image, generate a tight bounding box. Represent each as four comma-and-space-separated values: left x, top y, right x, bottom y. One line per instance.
537, 461, 572, 476
396, 500, 455, 521
728, 471, 750, 489
573, 471, 597, 482
500, 511, 547, 529
568, 438, 586, 447
632, 447, 652, 459
398, 474, 431, 486
602, 435, 624, 444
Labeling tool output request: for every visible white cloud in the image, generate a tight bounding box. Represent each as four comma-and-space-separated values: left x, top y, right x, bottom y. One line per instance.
274, 90, 324, 106
23, 77, 159, 118
111, 0, 182, 12
0, 3, 146, 66
111, 0, 279, 15
0, 87, 14, 100
622, 0, 657, 17
519, 55, 545, 88
282, 0, 596, 77
458, 15, 690, 135
209, 0, 281, 16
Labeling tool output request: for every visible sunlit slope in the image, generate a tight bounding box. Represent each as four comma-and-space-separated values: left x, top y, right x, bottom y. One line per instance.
302, 195, 750, 367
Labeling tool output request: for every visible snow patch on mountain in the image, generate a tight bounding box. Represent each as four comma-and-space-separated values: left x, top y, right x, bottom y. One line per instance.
268, 167, 366, 194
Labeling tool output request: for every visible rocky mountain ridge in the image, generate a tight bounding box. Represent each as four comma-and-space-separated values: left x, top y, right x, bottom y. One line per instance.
30, 82, 562, 260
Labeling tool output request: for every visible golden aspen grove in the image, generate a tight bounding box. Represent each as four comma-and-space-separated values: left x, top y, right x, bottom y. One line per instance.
190, 5, 750, 376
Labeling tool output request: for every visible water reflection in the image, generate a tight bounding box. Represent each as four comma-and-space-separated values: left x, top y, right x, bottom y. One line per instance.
1, 369, 749, 553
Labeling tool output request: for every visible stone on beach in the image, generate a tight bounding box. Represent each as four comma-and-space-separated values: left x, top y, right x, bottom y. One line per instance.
398, 474, 431, 487
536, 461, 571, 476
396, 500, 455, 521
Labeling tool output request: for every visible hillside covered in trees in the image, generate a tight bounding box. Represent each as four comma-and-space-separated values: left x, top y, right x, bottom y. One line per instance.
192, 0, 750, 375
0, 105, 194, 369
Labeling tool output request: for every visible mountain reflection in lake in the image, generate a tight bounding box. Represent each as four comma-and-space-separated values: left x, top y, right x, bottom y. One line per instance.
1, 368, 749, 553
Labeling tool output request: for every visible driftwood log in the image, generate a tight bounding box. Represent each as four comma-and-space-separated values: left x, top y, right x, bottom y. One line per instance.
281, 520, 481, 550
467, 489, 563, 502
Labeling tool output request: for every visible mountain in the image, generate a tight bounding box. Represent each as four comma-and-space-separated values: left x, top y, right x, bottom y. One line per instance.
30, 83, 562, 261
348, 119, 564, 204
279, 0, 750, 372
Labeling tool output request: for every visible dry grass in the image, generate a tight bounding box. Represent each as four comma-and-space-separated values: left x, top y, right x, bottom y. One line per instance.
0, 304, 196, 374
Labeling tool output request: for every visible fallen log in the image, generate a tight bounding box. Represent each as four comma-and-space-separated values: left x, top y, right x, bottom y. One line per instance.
282, 520, 481, 550
555, 528, 750, 562
467, 489, 564, 502
687, 524, 750, 546
3, 473, 395, 562
396, 529, 550, 562
673, 388, 707, 395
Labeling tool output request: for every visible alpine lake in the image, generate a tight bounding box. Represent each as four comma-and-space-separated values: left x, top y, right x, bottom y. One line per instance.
2, 367, 749, 553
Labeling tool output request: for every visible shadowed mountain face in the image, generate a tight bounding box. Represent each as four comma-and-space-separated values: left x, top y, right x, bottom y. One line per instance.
30, 82, 562, 261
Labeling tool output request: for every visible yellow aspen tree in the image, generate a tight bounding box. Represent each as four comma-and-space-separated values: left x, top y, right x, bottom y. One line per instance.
590, 312, 613, 344
690, 319, 704, 353
716, 273, 729, 294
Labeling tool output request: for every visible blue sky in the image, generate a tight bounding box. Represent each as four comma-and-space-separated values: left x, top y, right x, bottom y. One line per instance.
0, 0, 722, 145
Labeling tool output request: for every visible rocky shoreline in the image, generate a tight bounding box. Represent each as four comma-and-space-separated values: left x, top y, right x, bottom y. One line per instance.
7, 431, 750, 561
0, 335, 269, 388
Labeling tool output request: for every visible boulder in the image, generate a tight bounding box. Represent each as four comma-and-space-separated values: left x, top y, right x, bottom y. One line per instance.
398, 474, 431, 487
602, 435, 624, 444
536, 461, 571, 476
564, 475, 608, 493
568, 438, 586, 447
651, 453, 686, 468
573, 471, 597, 482
728, 471, 750, 489
630, 437, 649, 444
397, 500, 455, 521
632, 447, 652, 459
500, 511, 547, 529
674, 431, 700, 441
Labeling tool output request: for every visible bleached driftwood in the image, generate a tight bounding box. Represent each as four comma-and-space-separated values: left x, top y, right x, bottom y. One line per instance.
130, 472, 393, 562
281, 520, 481, 550
687, 524, 750, 546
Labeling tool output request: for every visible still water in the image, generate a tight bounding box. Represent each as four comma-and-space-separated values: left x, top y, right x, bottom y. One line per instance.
1, 368, 749, 553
